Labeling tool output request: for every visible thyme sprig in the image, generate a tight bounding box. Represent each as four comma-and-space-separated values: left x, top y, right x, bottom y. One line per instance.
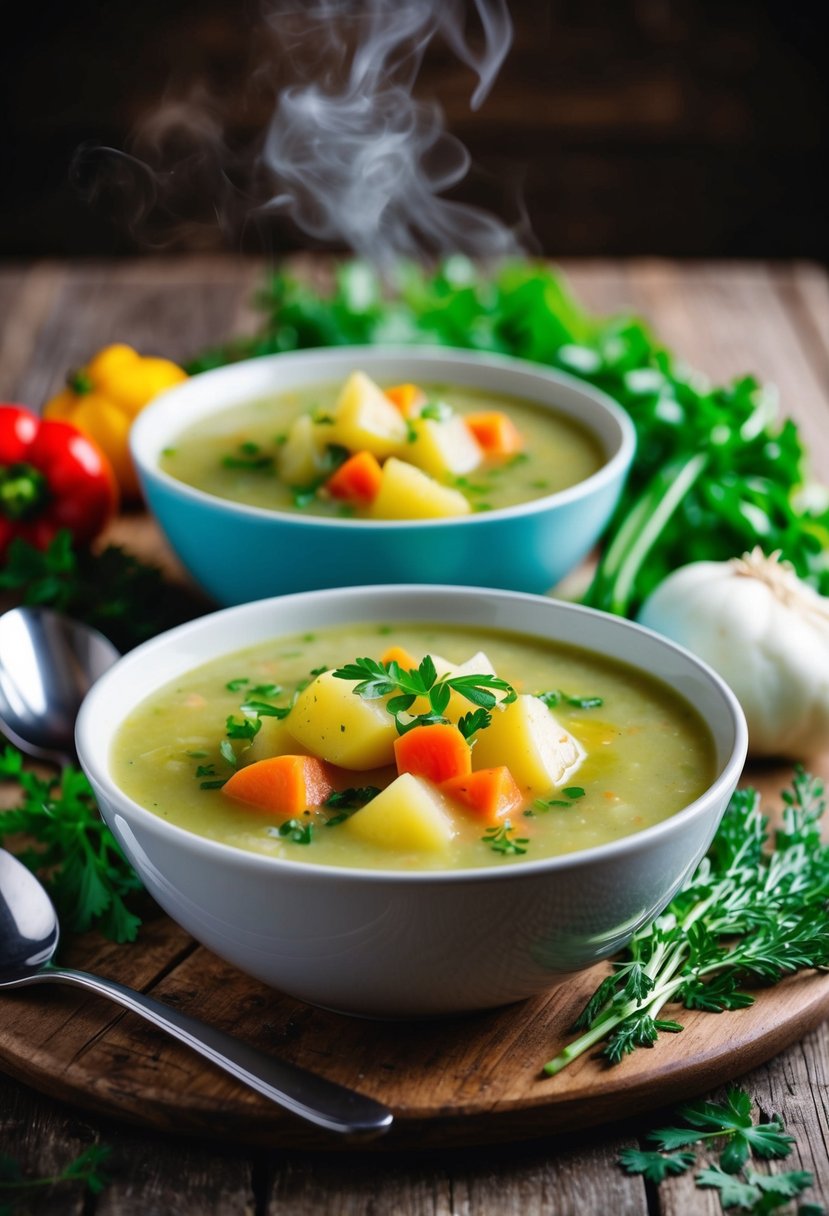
544, 768, 829, 1075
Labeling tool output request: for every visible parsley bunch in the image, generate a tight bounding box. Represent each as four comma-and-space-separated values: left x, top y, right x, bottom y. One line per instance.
619, 1088, 823, 1215
0, 747, 143, 943
332, 654, 515, 736
0, 530, 197, 652
545, 769, 829, 1075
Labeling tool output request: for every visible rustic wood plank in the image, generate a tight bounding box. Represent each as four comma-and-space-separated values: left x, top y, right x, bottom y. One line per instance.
0, 262, 67, 401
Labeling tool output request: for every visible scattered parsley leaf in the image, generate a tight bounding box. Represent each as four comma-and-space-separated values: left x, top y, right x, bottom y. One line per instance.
482, 819, 529, 856
617, 1147, 695, 1184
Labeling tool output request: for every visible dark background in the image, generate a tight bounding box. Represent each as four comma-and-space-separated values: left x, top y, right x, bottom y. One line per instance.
1, 0, 826, 260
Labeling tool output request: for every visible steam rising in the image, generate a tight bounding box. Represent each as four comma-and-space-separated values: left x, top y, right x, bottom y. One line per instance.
260, 1, 519, 261
82, 0, 522, 262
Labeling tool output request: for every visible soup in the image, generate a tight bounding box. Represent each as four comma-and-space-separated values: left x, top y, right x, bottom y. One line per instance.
111, 622, 715, 871
159, 372, 604, 520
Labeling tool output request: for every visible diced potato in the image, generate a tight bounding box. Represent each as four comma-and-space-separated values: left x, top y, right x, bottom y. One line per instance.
241, 716, 308, 766
277, 414, 328, 486
344, 773, 456, 852
330, 371, 408, 458
368, 458, 472, 520
406, 415, 483, 480
287, 671, 396, 769
471, 695, 585, 794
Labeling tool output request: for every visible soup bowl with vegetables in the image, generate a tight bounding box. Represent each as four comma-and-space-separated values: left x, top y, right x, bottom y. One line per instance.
131, 347, 635, 604
76, 585, 747, 1017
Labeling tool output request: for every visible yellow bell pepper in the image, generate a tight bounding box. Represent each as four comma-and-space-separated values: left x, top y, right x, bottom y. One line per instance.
44, 343, 187, 499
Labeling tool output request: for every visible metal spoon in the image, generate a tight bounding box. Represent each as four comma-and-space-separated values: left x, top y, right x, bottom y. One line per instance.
0, 606, 120, 765
0, 847, 393, 1139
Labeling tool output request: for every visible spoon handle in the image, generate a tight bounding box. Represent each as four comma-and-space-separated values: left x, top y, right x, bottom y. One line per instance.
36, 965, 392, 1139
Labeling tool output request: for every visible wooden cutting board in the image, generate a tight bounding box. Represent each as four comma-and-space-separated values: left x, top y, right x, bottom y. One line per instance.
2, 515, 829, 1149
0, 870, 828, 1151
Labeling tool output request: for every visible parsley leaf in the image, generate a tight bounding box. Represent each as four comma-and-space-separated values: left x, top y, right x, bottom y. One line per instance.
0, 747, 143, 942
617, 1147, 695, 1184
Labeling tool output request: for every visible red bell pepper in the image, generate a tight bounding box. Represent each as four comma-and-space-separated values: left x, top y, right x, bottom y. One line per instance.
0, 405, 118, 561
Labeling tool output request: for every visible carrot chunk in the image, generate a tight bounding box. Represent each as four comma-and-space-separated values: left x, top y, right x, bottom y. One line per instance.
394, 723, 472, 784
325, 450, 383, 504
464, 411, 523, 457
441, 766, 522, 825
380, 644, 418, 670
222, 755, 334, 814
385, 383, 425, 416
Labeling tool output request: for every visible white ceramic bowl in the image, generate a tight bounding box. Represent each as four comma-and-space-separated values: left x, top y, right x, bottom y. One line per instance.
130, 347, 636, 604
76, 586, 747, 1017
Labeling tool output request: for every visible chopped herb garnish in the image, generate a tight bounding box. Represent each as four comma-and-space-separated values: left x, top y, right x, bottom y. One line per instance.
225, 677, 250, 692
273, 817, 314, 845
323, 786, 381, 825
225, 714, 262, 740
249, 682, 282, 697
312, 412, 335, 424
309, 665, 329, 676
419, 400, 453, 422
199, 778, 227, 790
239, 440, 261, 455
482, 819, 529, 856
292, 485, 318, 508
537, 690, 604, 710
507, 452, 530, 466
533, 786, 586, 812
221, 442, 275, 472
195, 763, 217, 778
186, 749, 209, 758
239, 699, 288, 718
332, 655, 515, 736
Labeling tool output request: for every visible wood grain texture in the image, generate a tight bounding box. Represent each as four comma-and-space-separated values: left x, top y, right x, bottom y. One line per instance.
1, 257, 828, 1211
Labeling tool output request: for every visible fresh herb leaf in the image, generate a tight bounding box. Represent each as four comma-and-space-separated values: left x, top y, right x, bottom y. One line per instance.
0, 530, 195, 652
419, 400, 453, 422
323, 786, 381, 826
275, 817, 314, 845
544, 770, 829, 1076
537, 690, 604, 710
482, 819, 529, 856
457, 708, 491, 739
225, 714, 262, 741
225, 677, 250, 692
0, 747, 143, 942
0, 1144, 111, 1199
219, 739, 238, 769
617, 1147, 695, 1184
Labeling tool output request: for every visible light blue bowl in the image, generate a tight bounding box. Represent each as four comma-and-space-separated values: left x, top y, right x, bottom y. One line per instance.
131, 347, 635, 605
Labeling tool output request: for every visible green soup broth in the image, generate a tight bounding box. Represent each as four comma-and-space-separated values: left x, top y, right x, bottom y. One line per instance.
111, 623, 716, 872
159, 382, 604, 516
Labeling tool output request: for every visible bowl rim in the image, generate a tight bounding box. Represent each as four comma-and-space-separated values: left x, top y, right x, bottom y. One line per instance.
130, 345, 637, 530
77, 584, 748, 884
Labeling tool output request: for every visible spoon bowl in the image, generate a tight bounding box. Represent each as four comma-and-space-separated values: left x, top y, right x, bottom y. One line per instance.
0, 847, 392, 1138
0, 606, 120, 765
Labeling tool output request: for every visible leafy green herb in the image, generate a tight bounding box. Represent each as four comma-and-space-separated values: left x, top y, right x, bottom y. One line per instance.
0, 1144, 111, 1204
0, 747, 143, 942
219, 739, 238, 769
537, 690, 604, 710
225, 714, 262, 741
419, 400, 453, 422
482, 819, 529, 856
457, 708, 492, 740
221, 440, 275, 471
186, 260, 829, 616
323, 786, 381, 826
275, 817, 314, 845
544, 769, 829, 1075
533, 786, 585, 812
226, 677, 250, 692
195, 763, 217, 778
620, 1089, 821, 1215
333, 655, 515, 739
617, 1147, 696, 1184
0, 530, 195, 652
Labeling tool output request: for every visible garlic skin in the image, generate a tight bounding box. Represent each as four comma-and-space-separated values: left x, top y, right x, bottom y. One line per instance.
638, 549, 829, 759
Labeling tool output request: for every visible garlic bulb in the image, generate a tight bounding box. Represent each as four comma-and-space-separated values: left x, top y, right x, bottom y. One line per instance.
638, 549, 829, 759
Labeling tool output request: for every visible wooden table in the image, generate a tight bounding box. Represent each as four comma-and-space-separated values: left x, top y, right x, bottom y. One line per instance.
1, 257, 828, 1213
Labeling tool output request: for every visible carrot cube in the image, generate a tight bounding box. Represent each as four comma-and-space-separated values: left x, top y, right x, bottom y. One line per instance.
380, 645, 418, 671
464, 411, 523, 457
385, 383, 425, 416
394, 723, 472, 784
222, 755, 334, 815
325, 450, 383, 504
441, 766, 522, 824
